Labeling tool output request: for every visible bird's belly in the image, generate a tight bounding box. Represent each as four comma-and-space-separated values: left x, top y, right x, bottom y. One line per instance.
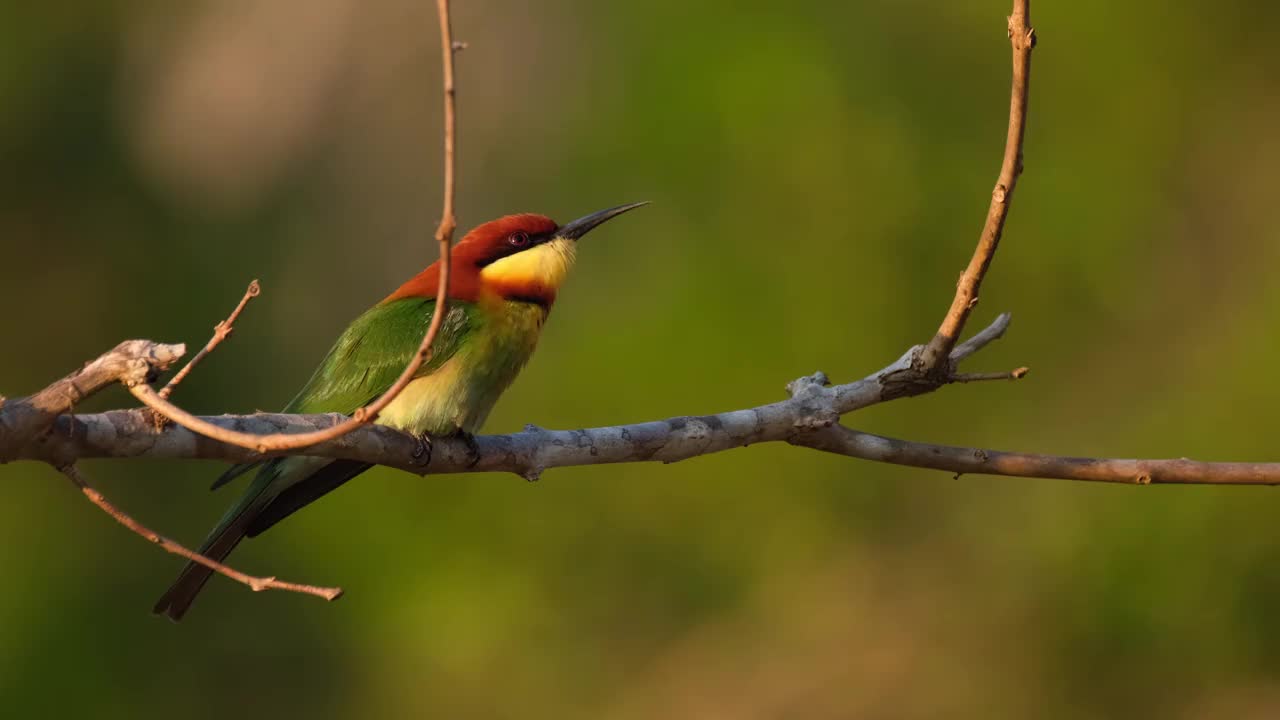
378, 358, 474, 435
378, 302, 545, 436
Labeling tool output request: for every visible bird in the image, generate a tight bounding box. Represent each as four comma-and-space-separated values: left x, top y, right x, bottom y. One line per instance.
153, 202, 647, 621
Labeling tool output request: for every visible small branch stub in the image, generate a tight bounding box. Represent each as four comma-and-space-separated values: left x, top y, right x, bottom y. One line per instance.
788, 372, 839, 430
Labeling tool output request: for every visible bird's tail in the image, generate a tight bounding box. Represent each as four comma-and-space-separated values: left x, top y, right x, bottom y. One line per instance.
152, 486, 272, 622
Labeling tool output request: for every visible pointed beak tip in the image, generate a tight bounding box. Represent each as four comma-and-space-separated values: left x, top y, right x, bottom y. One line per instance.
557, 201, 650, 241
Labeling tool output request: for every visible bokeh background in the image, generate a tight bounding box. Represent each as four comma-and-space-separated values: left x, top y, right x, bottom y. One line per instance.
3, 0, 1280, 717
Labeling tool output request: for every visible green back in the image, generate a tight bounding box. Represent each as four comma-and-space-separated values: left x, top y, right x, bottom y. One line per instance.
285, 297, 478, 415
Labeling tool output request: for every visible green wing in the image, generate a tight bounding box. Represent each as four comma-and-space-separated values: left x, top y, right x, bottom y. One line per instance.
212, 298, 475, 490
284, 297, 477, 415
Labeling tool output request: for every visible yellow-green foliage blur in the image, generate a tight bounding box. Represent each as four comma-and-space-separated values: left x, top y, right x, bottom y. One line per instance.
3, 1, 1280, 718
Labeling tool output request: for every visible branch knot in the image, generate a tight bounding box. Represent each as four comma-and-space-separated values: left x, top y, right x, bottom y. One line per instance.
787, 372, 839, 430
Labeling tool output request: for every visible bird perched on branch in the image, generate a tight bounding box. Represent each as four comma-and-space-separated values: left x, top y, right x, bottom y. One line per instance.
153, 202, 647, 621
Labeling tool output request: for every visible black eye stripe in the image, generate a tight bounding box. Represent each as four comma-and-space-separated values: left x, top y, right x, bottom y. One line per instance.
475, 231, 553, 267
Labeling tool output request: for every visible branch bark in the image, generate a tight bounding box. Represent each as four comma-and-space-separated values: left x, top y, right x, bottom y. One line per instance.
0, 313, 1024, 481
792, 426, 1280, 486
0, 340, 185, 458
9, 317, 1014, 475
12, 320, 1280, 486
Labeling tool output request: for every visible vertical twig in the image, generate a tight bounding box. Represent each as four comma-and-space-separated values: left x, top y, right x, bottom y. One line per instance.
126, 0, 463, 453
434, 0, 459, 249
917, 0, 1035, 374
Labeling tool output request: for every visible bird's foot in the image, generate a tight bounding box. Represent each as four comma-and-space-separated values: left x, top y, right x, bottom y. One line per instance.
411, 432, 434, 466
453, 430, 481, 468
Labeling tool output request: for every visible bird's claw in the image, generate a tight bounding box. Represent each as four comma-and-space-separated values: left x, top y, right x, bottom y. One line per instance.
412, 432, 434, 466
455, 430, 481, 468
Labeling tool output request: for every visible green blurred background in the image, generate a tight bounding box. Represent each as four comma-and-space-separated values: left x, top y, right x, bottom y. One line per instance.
3, 0, 1280, 717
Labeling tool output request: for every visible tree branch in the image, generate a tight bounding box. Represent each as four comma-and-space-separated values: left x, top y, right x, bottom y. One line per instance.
0, 340, 185, 458
13, 317, 1280, 486
792, 426, 1280, 486
916, 0, 1035, 375
59, 463, 343, 599
4, 314, 1021, 479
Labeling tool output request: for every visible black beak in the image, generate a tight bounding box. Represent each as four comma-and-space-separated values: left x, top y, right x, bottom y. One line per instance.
556, 201, 649, 241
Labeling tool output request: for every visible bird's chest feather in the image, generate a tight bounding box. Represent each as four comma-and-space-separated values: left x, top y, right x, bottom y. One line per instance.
379, 300, 547, 435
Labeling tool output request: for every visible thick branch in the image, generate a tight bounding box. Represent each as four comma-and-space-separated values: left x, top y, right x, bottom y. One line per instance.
917, 0, 1034, 374
9, 314, 1019, 478
18, 344, 1280, 486
0, 340, 184, 457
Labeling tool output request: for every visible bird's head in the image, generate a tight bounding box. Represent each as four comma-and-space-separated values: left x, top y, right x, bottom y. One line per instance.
384, 202, 646, 306
459, 202, 648, 305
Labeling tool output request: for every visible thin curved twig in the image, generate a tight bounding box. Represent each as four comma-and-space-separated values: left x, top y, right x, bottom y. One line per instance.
59, 463, 342, 600
131, 0, 462, 454
917, 0, 1035, 374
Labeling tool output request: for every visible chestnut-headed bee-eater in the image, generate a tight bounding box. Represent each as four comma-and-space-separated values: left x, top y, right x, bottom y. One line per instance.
153, 202, 647, 621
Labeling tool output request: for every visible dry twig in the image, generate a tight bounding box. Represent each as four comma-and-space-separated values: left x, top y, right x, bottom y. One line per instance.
916, 0, 1035, 375
59, 463, 342, 600
159, 279, 261, 400
951, 368, 1028, 383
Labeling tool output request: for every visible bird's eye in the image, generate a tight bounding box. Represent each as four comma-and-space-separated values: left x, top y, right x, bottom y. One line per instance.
508, 231, 531, 248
